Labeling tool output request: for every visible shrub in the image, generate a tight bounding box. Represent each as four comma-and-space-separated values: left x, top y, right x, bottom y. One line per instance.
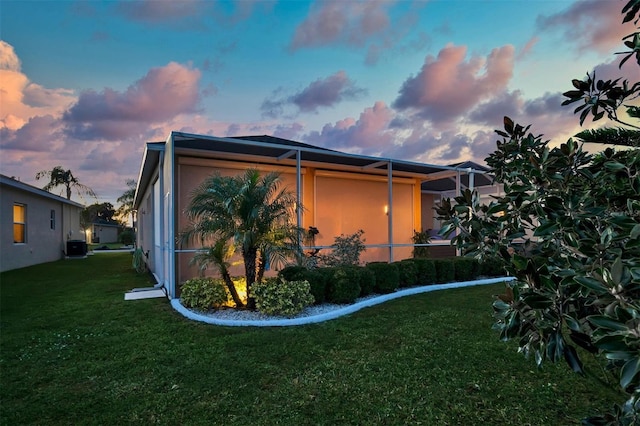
433, 259, 455, 283
278, 266, 327, 305
411, 258, 436, 285
357, 266, 376, 296
367, 262, 399, 294
119, 229, 135, 245
326, 266, 361, 304
480, 256, 505, 277
395, 260, 419, 287
412, 229, 431, 258
454, 257, 480, 282
318, 230, 366, 267
180, 277, 228, 311
252, 277, 314, 317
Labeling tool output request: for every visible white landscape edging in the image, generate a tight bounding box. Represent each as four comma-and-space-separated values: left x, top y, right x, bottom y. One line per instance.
171, 276, 515, 327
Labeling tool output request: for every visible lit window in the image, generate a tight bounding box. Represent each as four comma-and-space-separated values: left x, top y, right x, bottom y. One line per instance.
50, 209, 56, 230
13, 204, 26, 243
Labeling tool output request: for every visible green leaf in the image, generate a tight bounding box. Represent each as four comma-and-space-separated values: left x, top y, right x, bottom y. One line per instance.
534, 221, 559, 236
522, 293, 553, 309
604, 161, 626, 171
588, 315, 629, 331
620, 356, 640, 389
563, 345, 584, 374
631, 224, 640, 239
574, 276, 608, 294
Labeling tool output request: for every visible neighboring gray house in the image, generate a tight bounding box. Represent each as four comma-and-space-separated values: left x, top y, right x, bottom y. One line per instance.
0, 174, 85, 272
89, 219, 121, 244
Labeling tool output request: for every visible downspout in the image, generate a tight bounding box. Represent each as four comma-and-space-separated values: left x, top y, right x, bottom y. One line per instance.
167, 136, 176, 299
387, 161, 393, 263
296, 149, 302, 237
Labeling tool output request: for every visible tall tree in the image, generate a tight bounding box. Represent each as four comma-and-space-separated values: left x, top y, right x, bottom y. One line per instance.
116, 179, 137, 225
35, 166, 96, 201
180, 169, 302, 309
437, 2, 640, 423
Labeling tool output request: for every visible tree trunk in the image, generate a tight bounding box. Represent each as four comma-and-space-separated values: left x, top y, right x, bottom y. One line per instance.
66, 184, 72, 200
244, 247, 258, 310
222, 271, 244, 308
256, 251, 266, 285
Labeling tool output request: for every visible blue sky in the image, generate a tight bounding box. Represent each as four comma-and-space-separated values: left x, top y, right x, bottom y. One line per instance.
1, 0, 637, 206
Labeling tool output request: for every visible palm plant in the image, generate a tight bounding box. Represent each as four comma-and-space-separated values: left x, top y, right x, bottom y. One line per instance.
181, 169, 302, 310
36, 166, 96, 201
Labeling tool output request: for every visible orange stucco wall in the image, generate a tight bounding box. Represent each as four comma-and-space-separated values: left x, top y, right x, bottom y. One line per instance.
174, 156, 421, 284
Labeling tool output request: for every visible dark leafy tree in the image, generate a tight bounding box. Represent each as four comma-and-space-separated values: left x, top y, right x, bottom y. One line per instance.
36, 166, 96, 201
437, 2, 640, 424
575, 127, 640, 147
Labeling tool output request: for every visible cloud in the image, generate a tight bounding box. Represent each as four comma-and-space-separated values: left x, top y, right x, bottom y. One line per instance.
115, 0, 206, 23
115, 0, 272, 26
393, 44, 515, 125
63, 62, 202, 140
0, 42, 76, 131
305, 101, 394, 154
0, 115, 64, 152
261, 71, 367, 117
517, 37, 539, 60
290, 1, 393, 50
536, 0, 634, 54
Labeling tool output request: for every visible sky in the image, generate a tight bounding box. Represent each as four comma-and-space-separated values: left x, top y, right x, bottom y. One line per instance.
1, 0, 638, 208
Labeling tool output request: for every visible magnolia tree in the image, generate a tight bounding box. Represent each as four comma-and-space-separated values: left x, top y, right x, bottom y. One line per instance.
437, 2, 639, 424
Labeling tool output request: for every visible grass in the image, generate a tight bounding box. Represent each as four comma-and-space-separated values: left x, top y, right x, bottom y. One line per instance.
0, 254, 622, 425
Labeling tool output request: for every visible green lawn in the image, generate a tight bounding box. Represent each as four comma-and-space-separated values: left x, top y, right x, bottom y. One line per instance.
0, 254, 621, 425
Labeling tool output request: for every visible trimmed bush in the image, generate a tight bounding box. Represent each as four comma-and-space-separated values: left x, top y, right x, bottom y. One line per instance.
480, 256, 505, 277
180, 277, 229, 311
278, 266, 327, 305
411, 258, 436, 285
395, 259, 419, 287
358, 266, 376, 296
366, 262, 400, 294
252, 277, 314, 317
433, 259, 455, 283
454, 257, 480, 282
326, 266, 361, 304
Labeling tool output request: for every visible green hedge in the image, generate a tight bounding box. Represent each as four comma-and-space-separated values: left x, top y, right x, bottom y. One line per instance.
480, 256, 505, 277
358, 266, 376, 296
366, 262, 399, 294
433, 259, 455, 283
410, 258, 437, 285
393, 260, 418, 287
454, 257, 480, 282
278, 266, 327, 304
326, 266, 361, 304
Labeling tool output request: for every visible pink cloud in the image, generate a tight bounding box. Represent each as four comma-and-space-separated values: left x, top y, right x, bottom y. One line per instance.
261, 71, 367, 117
393, 44, 515, 125
305, 101, 394, 154
536, 0, 635, 54
290, 1, 393, 50
63, 62, 202, 140
0, 115, 63, 152
517, 37, 539, 60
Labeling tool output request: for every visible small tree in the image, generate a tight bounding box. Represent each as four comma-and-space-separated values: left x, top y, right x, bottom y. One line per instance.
180, 169, 303, 310
116, 179, 137, 226
36, 166, 96, 201
317, 230, 366, 267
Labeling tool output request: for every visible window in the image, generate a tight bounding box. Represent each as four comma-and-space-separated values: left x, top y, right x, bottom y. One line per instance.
50, 209, 56, 230
13, 204, 26, 243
